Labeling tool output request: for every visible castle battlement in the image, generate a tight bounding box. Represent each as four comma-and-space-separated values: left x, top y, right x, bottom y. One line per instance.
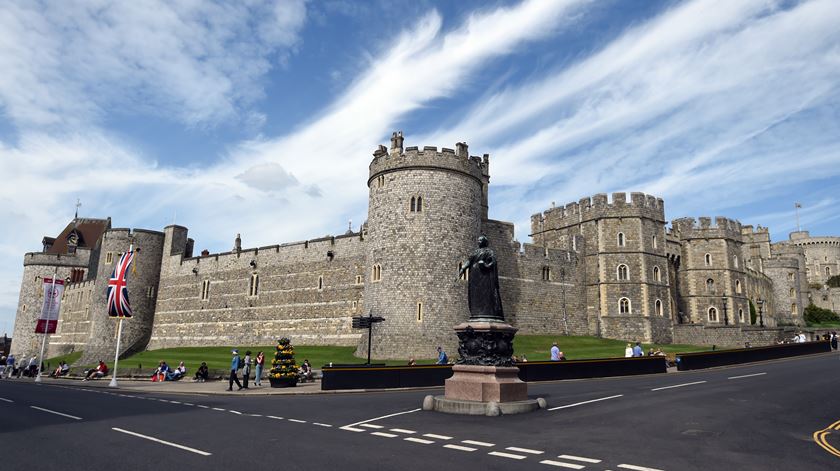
763, 256, 800, 270
64, 280, 94, 290
106, 228, 165, 238
531, 192, 665, 232
517, 243, 578, 265
670, 216, 742, 240
23, 248, 92, 267
369, 132, 489, 185
740, 224, 769, 235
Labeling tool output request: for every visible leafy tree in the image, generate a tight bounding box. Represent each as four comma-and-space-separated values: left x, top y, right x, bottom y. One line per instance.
804, 303, 840, 325
749, 299, 757, 325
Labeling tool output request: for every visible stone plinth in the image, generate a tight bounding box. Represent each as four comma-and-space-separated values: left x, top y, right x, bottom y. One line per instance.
444, 364, 527, 402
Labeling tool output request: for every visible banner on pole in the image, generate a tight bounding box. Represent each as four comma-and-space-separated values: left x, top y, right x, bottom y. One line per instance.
36, 277, 64, 333
107, 250, 135, 318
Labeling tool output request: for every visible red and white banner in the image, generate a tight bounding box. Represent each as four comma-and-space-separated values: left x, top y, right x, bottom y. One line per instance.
36, 277, 64, 334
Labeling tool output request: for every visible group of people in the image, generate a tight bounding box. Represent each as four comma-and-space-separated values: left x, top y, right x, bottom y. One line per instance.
0, 354, 41, 379
150, 360, 187, 382
550, 342, 566, 361
625, 341, 646, 357
226, 349, 266, 390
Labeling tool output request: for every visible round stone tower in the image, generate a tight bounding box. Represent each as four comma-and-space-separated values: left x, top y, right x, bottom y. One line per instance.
80, 228, 164, 364
360, 132, 489, 359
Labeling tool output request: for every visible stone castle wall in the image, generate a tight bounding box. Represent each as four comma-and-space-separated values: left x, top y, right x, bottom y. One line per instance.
672, 324, 786, 348
48, 280, 95, 357
789, 231, 840, 284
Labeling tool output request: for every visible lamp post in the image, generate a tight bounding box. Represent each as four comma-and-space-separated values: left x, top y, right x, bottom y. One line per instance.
721, 295, 729, 326
757, 298, 765, 327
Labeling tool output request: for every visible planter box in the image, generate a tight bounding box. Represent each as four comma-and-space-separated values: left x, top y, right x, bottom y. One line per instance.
269, 377, 298, 388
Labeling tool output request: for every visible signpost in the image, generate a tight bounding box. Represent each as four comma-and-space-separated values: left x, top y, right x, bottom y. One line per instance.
351, 313, 385, 365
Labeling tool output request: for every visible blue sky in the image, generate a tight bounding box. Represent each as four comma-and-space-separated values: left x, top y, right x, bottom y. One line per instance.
1, 0, 839, 335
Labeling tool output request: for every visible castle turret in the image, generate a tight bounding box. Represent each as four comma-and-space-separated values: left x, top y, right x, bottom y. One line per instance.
361, 133, 489, 358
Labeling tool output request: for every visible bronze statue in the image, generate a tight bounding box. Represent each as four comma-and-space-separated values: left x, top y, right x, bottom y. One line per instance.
458, 235, 504, 322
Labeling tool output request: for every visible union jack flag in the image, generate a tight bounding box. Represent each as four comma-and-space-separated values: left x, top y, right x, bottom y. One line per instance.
107, 250, 135, 318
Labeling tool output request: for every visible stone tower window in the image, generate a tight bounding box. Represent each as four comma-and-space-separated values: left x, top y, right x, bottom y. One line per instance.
826, 266, 831, 277
372, 264, 382, 282
652, 234, 658, 249
704, 253, 712, 266
655, 299, 663, 316
249, 274, 259, 296
355, 275, 362, 284
410, 196, 416, 212
201, 280, 210, 300
739, 308, 744, 322
376, 175, 385, 187
416, 196, 422, 212
22, 304, 26, 312
416, 302, 424, 322
706, 278, 714, 293
787, 272, 794, 281
352, 300, 358, 310
733, 255, 739, 268
617, 264, 629, 281
653, 266, 661, 282
410, 196, 424, 213
106, 252, 113, 264
619, 297, 631, 314
318, 276, 324, 291
789, 288, 795, 298
617, 232, 626, 247
791, 303, 798, 315
146, 286, 155, 298
735, 280, 742, 294
542, 266, 551, 281
708, 307, 718, 322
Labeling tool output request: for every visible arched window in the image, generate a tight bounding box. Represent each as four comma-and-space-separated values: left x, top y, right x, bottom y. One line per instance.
542, 266, 551, 281
655, 299, 663, 316
619, 297, 631, 314
249, 274, 259, 296
735, 280, 742, 294
791, 303, 798, 315
652, 235, 658, 249
739, 308, 744, 322
708, 307, 718, 322
653, 266, 661, 282
789, 288, 795, 298
704, 253, 712, 266
410, 197, 416, 212
826, 266, 832, 277
372, 264, 382, 282
788, 272, 794, 281
733, 255, 739, 268
617, 232, 626, 247
416, 196, 422, 212
617, 264, 629, 281
706, 278, 714, 293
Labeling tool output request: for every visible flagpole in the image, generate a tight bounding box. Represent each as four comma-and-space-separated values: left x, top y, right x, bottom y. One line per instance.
109, 243, 132, 388
795, 202, 802, 232
35, 268, 58, 383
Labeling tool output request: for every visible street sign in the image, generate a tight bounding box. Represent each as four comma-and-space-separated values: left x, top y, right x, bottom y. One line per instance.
351, 314, 385, 364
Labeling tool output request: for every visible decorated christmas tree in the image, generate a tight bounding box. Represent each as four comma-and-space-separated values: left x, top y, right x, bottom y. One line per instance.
269, 337, 298, 388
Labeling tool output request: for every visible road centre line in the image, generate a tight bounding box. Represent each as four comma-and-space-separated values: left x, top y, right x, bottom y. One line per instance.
30, 406, 82, 420
728, 372, 767, 380
212, 407, 226, 411
249, 414, 263, 417
112, 428, 211, 456
489, 451, 527, 460
423, 433, 453, 440
462, 440, 494, 447
443, 444, 477, 452
506, 447, 544, 455
0, 398, 13, 403
371, 432, 398, 438
558, 454, 602, 463
196, 405, 209, 409
340, 426, 366, 432
267, 415, 284, 420
390, 428, 416, 434
548, 394, 624, 411
405, 437, 435, 444
617, 464, 664, 471
343, 408, 421, 428
539, 460, 585, 469
313, 422, 332, 427
288, 419, 306, 423
651, 381, 706, 391
169, 401, 181, 404
229, 410, 242, 415
182, 403, 194, 406
360, 424, 384, 429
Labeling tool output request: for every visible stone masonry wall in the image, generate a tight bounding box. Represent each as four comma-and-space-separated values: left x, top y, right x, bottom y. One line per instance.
672, 324, 786, 348
48, 280, 94, 357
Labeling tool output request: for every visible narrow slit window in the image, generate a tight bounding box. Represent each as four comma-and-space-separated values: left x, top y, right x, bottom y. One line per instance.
416, 302, 423, 322
249, 274, 259, 296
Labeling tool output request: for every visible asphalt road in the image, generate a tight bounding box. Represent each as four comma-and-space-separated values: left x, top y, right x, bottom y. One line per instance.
1, 352, 838, 470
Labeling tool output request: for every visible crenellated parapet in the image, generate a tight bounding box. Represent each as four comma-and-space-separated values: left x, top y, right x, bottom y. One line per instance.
532, 192, 665, 232
670, 216, 742, 241
23, 248, 92, 267
369, 131, 489, 186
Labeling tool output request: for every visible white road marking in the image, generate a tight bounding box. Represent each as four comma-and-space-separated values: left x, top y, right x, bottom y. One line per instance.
728, 372, 766, 380
229, 410, 242, 415
360, 424, 384, 429
558, 455, 602, 463
169, 401, 181, 404
342, 408, 422, 428
182, 403, 194, 406
212, 407, 226, 411
423, 433, 453, 440
405, 437, 435, 444
112, 428, 211, 456
540, 460, 585, 469
0, 398, 13, 403
196, 405, 209, 409
390, 428, 416, 434
548, 395, 624, 411
462, 440, 495, 447
650, 381, 706, 391
489, 451, 527, 460
443, 444, 477, 452
340, 426, 366, 432
507, 447, 544, 455
313, 422, 332, 428
617, 464, 664, 471
249, 414, 263, 417
267, 415, 284, 420
371, 432, 398, 438
30, 406, 82, 420
288, 419, 306, 423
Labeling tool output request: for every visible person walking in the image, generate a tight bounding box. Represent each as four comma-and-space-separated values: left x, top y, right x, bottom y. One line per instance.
2, 353, 13, 379
254, 351, 265, 386
436, 347, 448, 364
227, 349, 243, 391
550, 342, 561, 361
241, 351, 252, 389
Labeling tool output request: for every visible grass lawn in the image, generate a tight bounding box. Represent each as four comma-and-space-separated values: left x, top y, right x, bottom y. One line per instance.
807, 321, 840, 328
49, 335, 709, 372
43, 351, 83, 369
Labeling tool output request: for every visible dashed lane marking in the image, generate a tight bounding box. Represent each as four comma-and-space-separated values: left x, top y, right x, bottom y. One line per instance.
196, 405, 209, 409
558, 455, 602, 463
489, 451, 527, 460
340, 426, 366, 432
211, 407, 226, 411
112, 428, 211, 456
313, 423, 332, 428
423, 434, 452, 440
727, 372, 767, 380
360, 424, 384, 429
540, 460, 585, 469
249, 414, 262, 417
650, 381, 706, 392
443, 444, 477, 452
405, 437, 435, 445
169, 401, 181, 404
462, 440, 494, 447
390, 428, 416, 434
617, 464, 665, 471
506, 447, 544, 455
30, 406, 82, 420
371, 432, 398, 438
267, 416, 284, 420
548, 395, 624, 411
0, 398, 13, 403
182, 403, 194, 406
288, 419, 306, 423
229, 410, 242, 415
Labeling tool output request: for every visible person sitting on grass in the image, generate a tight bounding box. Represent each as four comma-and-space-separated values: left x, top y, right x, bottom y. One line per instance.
83, 361, 108, 381
51, 361, 70, 377
151, 360, 169, 382
194, 362, 209, 382
167, 361, 186, 381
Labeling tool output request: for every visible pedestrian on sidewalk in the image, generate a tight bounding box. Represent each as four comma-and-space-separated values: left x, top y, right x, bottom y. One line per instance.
254, 351, 265, 386
2, 353, 13, 379
228, 349, 243, 391
241, 351, 252, 389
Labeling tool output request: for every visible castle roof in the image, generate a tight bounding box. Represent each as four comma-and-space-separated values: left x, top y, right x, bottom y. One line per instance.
44, 217, 111, 254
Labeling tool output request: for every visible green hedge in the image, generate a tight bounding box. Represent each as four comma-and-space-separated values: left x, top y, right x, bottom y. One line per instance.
804, 303, 840, 324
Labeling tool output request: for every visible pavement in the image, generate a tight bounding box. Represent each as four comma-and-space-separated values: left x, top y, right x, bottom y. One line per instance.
1, 352, 839, 470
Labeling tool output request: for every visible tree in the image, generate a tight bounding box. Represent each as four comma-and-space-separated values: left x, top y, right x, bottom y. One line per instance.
804, 303, 840, 325
749, 299, 757, 325
269, 337, 298, 388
